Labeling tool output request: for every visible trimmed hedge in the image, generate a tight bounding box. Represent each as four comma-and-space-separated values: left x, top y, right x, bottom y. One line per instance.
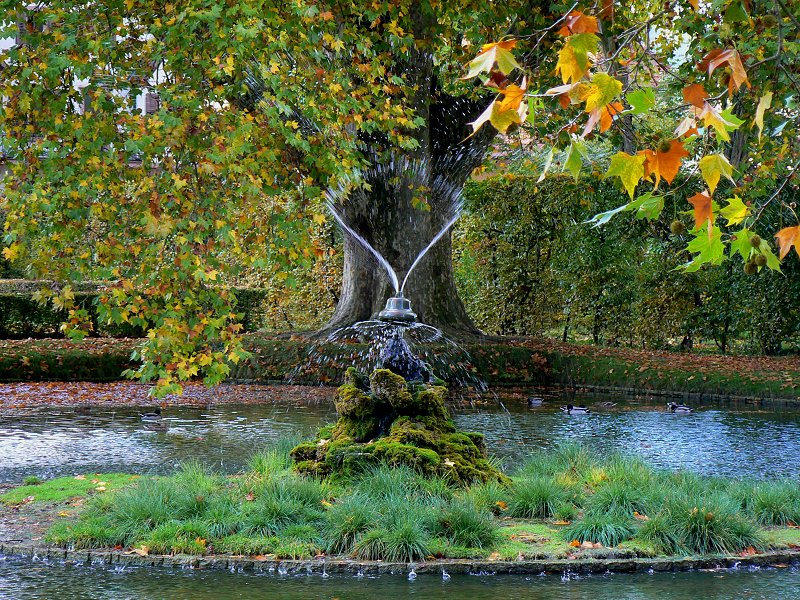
1, 335, 798, 402
0, 280, 270, 339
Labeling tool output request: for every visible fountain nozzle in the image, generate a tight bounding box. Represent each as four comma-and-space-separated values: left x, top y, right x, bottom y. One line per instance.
378, 294, 417, 324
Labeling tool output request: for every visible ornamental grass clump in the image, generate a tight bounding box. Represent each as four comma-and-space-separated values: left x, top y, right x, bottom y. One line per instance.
666, 494, 762, 555
561, 513, 636, 547
734, 481, 800, 526
322, 495, 377, 555
585, 479, 656, 517
384, 520, 431, 562
508, 477, 570, 519
633, 513, 683, 555
435, 497, 500, 549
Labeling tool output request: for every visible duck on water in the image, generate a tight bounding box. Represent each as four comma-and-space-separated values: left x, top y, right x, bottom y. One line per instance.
666, 402, 693, 413
560, 404, 591, 415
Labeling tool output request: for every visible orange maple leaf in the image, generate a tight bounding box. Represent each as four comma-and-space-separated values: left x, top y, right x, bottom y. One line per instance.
775, 226, 800, 260
496, 82, 526, 113
698, 49, 750, 93
688, 190, 713, 229
682, 83, 709, 108
641, 140, 690, 187
599, 101, 624, 132
557, 10, 599, 36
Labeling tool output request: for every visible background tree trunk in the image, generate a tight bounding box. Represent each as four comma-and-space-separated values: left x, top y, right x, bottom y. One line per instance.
322, 51, 495, 335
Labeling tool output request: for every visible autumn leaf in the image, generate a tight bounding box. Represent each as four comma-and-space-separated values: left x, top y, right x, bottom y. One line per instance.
605, 151, 646, 199
470, 80, 528, 134
691, 103, 742, 141
573, 73, 622, 113
463, 40, 521, 78
682, 84, 709, 108
688, 190, 714, 229
599, 101, 624, 132
775, 226, 800, 260
557, 10, 600, 36
641, 139, 689, 187
698, 154, 735, 196
555, 33, 599, 83
753, 91, 772, 140
719, 195, 750, 226
698, 48, 750, 93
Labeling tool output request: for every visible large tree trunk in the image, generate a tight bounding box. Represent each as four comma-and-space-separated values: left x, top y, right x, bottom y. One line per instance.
323, 55, 495, 335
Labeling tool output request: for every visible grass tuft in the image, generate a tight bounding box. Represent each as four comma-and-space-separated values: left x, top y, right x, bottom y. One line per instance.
561, 513, 636, 547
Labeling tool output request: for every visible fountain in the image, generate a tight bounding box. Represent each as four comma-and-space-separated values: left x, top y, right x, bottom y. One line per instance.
292, 159, 485, 390
289, 161, 501, 482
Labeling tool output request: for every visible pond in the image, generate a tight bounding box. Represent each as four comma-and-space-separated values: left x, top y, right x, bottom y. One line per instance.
2, 387, 800, 483
1, 555, 799, 599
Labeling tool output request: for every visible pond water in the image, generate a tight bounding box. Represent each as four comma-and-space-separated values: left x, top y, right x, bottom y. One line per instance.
1, 389, 800, 483
1, 555, 799, 599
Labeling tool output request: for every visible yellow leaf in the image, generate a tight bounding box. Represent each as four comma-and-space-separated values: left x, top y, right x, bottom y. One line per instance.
463, 40, 520, 79
171, 173, 188, 190
604, 151, 646, 199
1, 243, 21, 261
719, 195, 750, 226
753, 91, 772, 140
698, 154, 735, 196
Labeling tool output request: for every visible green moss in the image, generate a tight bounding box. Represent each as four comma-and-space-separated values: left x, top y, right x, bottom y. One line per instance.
371, 440, 441, 473
343, 367, 370, 391
291, 370, 505, 484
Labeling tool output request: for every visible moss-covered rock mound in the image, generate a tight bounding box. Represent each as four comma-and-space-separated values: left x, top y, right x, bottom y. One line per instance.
290, 368, 505, 484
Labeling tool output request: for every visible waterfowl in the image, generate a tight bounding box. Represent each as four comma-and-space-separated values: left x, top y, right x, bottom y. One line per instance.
140, 407, 162, 422
560, 404, 591, 415
596, 401, 617, 408
527, 397, 544, 407
666, 402, 693, 414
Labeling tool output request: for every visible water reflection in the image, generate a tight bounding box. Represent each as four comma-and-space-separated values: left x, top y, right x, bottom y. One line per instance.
2, 394, 800, 483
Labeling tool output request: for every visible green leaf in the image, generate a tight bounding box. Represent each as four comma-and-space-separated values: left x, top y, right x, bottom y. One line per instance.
724, 1, 749, 23
586, 202, 630, 226
758, 239, 782, 272
729, 227, 754, 261
628, 192, 664, 221
625, 89, 655, 115
604, 151, 646, 199
563, 141, 586, 181
680, 225, 725, 272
